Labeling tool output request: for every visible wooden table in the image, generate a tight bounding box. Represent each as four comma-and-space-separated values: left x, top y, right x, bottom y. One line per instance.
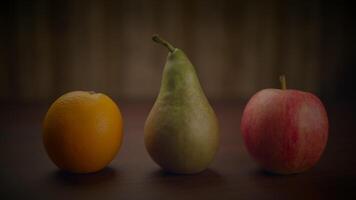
1, 101, 355, 199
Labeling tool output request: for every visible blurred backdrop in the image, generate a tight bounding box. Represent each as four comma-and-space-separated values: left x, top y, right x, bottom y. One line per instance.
0, 0, 354, 103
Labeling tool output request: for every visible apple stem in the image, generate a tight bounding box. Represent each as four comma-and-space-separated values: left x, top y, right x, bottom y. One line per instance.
152, 34, 176, 53
279, 75, 287, 90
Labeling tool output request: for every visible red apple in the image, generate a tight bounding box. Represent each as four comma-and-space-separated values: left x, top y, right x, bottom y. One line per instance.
241, 76, 328, 174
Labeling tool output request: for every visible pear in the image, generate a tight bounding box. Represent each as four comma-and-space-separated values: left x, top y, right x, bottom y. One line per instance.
144, 35, 219, 174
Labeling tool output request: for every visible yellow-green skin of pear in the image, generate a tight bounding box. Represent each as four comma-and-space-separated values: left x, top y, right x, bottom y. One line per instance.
144, 47, 219, 174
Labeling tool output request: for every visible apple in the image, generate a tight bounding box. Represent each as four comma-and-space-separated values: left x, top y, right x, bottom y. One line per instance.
241, 75, 328, 174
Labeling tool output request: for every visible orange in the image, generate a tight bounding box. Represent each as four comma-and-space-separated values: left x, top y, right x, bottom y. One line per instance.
43, 91, 123, 173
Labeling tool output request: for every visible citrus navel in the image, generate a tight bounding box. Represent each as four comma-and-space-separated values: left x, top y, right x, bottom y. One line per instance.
43, 91, 123, 173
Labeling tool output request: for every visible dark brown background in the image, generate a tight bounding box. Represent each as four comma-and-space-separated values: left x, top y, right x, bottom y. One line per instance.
1, 0, 355, 102
1, 0, 356, 199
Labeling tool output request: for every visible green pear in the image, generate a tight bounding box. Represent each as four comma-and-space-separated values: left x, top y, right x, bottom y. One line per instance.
144, 35, 220, 174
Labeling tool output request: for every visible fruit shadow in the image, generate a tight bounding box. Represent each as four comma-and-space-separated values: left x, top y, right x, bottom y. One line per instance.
49, 167, 119, 187
248, 168, 331, 199
149, 168, 226, 188
250, 168, 300, 178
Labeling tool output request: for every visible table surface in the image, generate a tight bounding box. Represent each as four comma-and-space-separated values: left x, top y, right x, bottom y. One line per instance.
1, 101, 355, 199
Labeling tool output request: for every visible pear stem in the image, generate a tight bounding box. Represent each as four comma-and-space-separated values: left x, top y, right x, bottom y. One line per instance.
279, 75, 287, 90
152, 34, 176, 53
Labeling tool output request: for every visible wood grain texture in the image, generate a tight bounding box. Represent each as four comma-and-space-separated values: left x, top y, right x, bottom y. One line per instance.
0, 0, 353, 102
0, 101, 355, 199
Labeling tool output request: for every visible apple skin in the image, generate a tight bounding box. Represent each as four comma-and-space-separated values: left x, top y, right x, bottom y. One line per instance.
241, 89, 328, 174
